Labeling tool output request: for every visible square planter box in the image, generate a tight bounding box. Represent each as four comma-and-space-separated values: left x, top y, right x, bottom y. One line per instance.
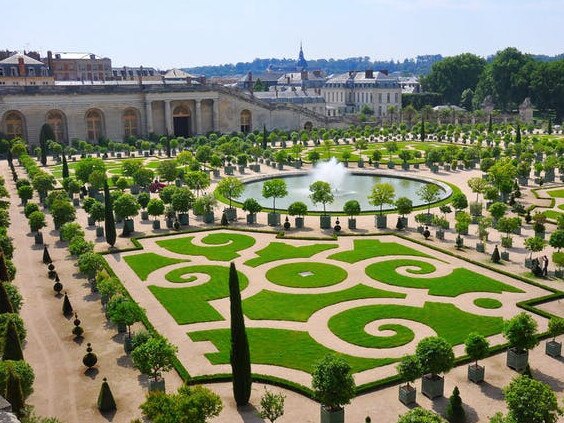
506, 348, 528, 372
320, 406, 344, 423
347, 218, 356, 230
320, 215, 331, 229
518, 176, 529, 186
295, 217, 305, 228
152, 220, 161, 230
476, 242, 485, 253
387, 162, 395, 169
400, 217, 408, 228
402, 163, 410, 170
165, 218, 174, 229
212, 169, 220, 178
203, 212, 215, 224
95, 227, 104, 238
375, 215, 387, 229
414, 163, 420, 169
130, 185, 140, 195
178, 213, 189, 225
267, 212, 281, 226
358, 160, 364, 168
545, 340, 562, 357
525, 258, 533, 268
72, 198, 80, 206
149, 379, 166, 394
238, 165, 245, 174
501, 251, 510, 261
87, 216, 96, 227
246, 214, 257, 224
399, 384, 416, 406
421, 374, 444, 399
34, 232, 43, 245
277, 163, 284, 170
224, 208, 237, 221
141, 210, 149, 221
224, 166, 234, 175
468, 364, 485, 383
435, 229, 445, 240
124, 219, 135, 233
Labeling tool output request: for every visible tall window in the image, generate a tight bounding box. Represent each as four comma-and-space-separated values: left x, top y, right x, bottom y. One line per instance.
85, 109, 104, 141
46, 110, 66, 142
123, 108, 139, 137
387, 93, 390, 103
4, 112, 24, 139
240, 110, 252, 133
395, 93, 399, 103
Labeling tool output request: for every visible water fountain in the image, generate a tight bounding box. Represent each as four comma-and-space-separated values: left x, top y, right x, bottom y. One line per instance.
309, 157, 348, 192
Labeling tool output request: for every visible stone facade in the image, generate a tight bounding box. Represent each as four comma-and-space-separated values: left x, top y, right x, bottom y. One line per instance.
0, 82, 344, 145
46, 51, 113, 82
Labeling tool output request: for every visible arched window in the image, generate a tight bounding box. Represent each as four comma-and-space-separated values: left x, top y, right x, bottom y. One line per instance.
4, 111, 25, 139
123, 108, 139, 137
85, 109, 104, 141
240, 110, 251, 133
173, 105, 190, 117
304, 121, 313, 131
46, 110, 67, 142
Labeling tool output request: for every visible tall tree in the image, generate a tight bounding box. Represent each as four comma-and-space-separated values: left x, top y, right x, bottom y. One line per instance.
228, 262, 251, 406
62, 153, 69, 179
39, 123, 55, 166
103, 181, 116, 247
0, 282, 14, 314
5, 369, 25, 418
2, 319, 24, 361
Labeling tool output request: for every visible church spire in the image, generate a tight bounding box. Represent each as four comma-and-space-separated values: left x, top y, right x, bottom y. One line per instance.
297, 42, 307, 70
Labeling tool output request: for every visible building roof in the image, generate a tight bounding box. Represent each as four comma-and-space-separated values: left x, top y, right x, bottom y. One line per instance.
164, 68, 196, 79
326, 71, 398, 84
52, 52, 107, 60
433, 105, 466, 112
277, 71, 326, 85
0, 53, 44, 65
238, 72, 284, 83
255, 88, 324, 104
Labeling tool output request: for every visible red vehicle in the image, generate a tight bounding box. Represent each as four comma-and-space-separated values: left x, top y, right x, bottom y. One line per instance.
149, 180, 166, 193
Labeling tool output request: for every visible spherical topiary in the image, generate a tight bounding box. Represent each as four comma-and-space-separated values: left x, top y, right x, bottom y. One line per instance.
53, 280, 63, 295
72, 313, 84, 338
83, 343, 98, 368
62, 292, 73, 316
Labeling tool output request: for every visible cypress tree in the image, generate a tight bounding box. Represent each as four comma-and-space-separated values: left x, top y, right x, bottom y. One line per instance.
165, 137, 171, 158
97, 377, 117, 412
262, 125, 268, 150
488, 114, 493, 133
2, 319, 24, 361
39, 123, 55, 167
62, 292, 73, 316
420, 118, 425, 141
445, 386, 465, 423
0, 282, 14, 314
0, 252, 10, 282
5, 369, 25, 418
104, 181, 116, 247
42, 246, 52, 264
229, 262, 251, 406
548, 118, 553, 135
515, 123, 521, 143
62, 153, 69, 179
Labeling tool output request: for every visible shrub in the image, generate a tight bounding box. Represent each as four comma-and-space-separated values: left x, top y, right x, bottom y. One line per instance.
59, 222, 84, 243
3, 284, 22, 313
242, 198, 262, 215
131, 330, 152, 351
397, 408, 446, 423
503, 375, 563, 423
23, 203, 40, 219
287, 201, 308, 217
82, 197, 97, 213
50, 199, 76, 229
96, 276, 124, 300
445, 386, 465, 423
17, 185, 33, 204
0, 313, 26, 343
415, 336, 454, 377
131, 336, 177, 381
77, 253, 105, 279
137, 192, 151, 210
0, 360, 35, 398
28, 211, 46, 233
311, 354, 355, 411
68, 236, 94, 257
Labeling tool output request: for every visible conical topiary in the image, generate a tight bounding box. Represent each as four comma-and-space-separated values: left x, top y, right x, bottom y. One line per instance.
83, 343, 98, 368
445, 386, 465, 423
42, 246, 52, 264
62, 292, 73, 316
72, 313, 84, 338
396, 217, 405, 231
221, 212, 229, 226
0, 252, 10, 282
97, 377, 117, 412
5, 369, 25, 418
2, 319, 24, 361
491, 245, 501, 263
0, 282, 14, 314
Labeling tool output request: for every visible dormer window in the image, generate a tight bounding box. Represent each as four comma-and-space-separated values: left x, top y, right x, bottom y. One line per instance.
10, 67, 18, 76
28, 67, 35, 76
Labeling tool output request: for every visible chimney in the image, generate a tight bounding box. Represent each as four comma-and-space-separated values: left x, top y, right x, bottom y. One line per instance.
186, 76, 192, 85
138, 65, 143, 85
287, 76, 290, 84
90, 54, 96, 60
365, 69, 374, 79
18, 57, 25, 77
247, 71, 253, 82
378, 69, 389, 76
55, 53, 61, 59
301, 70, 308, 80
47, 51, 53, 75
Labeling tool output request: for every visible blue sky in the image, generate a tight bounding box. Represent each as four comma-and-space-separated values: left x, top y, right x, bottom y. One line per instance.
4, 0, 563, 69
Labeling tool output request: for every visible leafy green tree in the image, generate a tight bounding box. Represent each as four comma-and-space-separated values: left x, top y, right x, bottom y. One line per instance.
312, 354, 356, 412
548, 229, 564, 251
415, 336, 454, 378
309, 181, 334, 215
396, 355, 421, 388
171, 187, 195, 215
417, 184, 441, 215
343, 200, 361, 218
258, 388, 285, 423
217, 177, 244, 209
17, 185, 33, 205
89, 201, 105, 226
547, 317, 564, 342
147, 198, 165, 222
108, 298, 144, 338
50, 199, 76, 229
524, 236, 546, 260
229, 262, 251, 406
74, 157, 106, 184
242, 198, 262, 215
77, 252, 105, 280
467, 177, 488, 203
504, 375, 563, 423
60, 222, 84, 243
368, 183, 395, 216
131, 336, 177, 382
28, 211, 46, 233
88, 169, 107, 190
121, 159, 144, 177
113, 193, 140, 221
397, 408, 446, 423
465, 333, 490, 368
133, 168, 155, 188
488, 157, 517, 195
451, 192, 468, 212
262, 179, 288, 214
503, 312, 539, 354
32, 172, 55, 201
157, 159, 179, 183
287, 201, 308, 218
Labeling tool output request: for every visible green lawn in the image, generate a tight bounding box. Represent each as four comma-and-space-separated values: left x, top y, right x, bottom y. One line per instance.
243, 284, 405, 322
328, 239, 432, 263
123, 253, 187, 281
543, 210, 563, 221
149, 265, 249, 324
265, 262, 348, 288
365, 259, 523, 296
188, 328, 396, 374
328, 302, 504, 348
156, 233, 256, 261
473, 298, 503, 309
547, 189, 564, 198
244, 242, 338, 267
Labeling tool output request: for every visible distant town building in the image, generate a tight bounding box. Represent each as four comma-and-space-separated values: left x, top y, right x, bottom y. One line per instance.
275, 70, 326, 93
398, 76, 420, 94
236, 71, 284, 91
322, 70, 402, 117
0, 53, 53, 86
112, 66, 160, 81
254, 88, 326, 115
45, 51, 112, 81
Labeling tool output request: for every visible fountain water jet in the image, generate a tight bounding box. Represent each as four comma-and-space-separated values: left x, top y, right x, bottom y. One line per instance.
309, 157, 348, 192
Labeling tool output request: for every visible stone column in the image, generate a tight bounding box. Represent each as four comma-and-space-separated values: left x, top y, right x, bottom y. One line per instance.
164, 100, 173, 136
212, 100, 219, 132
195, 100, 202, 135
145, 100, 153, 135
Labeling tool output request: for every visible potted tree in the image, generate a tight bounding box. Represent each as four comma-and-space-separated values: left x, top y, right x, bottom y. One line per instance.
464, 333, 489, 383
131, 336, 178, 393
524, 236, 546, 269
343, 200, 361, 230
262, 178, 288, 227
28, 210, 46, 245
312, 354, 355, 423
171, 187, 194, 226
548, 229, 564, 271
398, 150, 412, 170
216, 176, 244, 221
553, 251, 564, 278
396, 355, 420, 405
497, 217, 521, 261
545, 317, 564, 357
137, 192, 151, 221
503, 312, 539, 372
89, 201, 106, 238
288, 201, 308, 229
417, 183, 441, 218
242, 198, 262, 225
113, 193, 140, 235
108, 297, 145, 353
17, 184, 33, 206
309, 181, 334, 229
193, 194, 217, 224
415, 336, 454, 399
147, 198, 165, 230
368, 183, 395, 229
395, 197, 413, 229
